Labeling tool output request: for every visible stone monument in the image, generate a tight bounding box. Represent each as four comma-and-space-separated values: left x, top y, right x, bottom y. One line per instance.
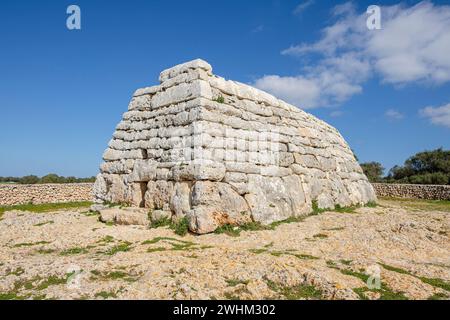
93, 59, 376, 234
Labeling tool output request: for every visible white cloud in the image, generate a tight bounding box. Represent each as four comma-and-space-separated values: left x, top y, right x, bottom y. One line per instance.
420, 103, 450, 128
251, 25, 264, 33
254, 75, 321, 108
293, 0, 315, 16
255, 1, 450, 109
385, 109, 404, 120
330, 110, 344, 117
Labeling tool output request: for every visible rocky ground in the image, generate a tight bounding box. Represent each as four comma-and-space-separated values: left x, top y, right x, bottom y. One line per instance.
0, 199, 448, 300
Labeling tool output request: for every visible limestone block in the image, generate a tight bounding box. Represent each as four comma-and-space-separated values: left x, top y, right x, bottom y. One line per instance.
294, 154, 320, 169
150, 210, 172, 222
188, 181, 251, 234
245, 175, 297, 225
114, 209, 149, 226
93, 174, 108, 202
151, 80, 212, 109
130, 159, 158, 182
106, 175, 130, 204
260, 166, 292, 177
223, 172, 248, 183
225, 162, 261, 174
128, 94, 152, 111
171, 161, 226, 182
145, 180, 174, 210
282, 175, 311, 216
159, 59, 212, 83
99, 208, 115, 223
99, 208, 149, 226
133, 85, 159, 97
170, 182, 191, 218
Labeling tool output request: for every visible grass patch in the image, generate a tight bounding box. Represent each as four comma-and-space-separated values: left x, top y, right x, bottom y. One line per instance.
171, 217, 189, 236
264, 242, 274, 248
35, 274, 70, 291
325, 227, 345, 231
380, 197, 450, 213
334, 205, 357, 213
340, 259, 353, 266
249, 248, 268, 254
379, 263, 450, 292
215, 222, 272, 237
149, 217, 190, 236
147, 247, 167, 253
149, 217, 171, 229
103, 242, 132, 255
0, 272, 76, 299
7, 267, 25, 276
95, 291, 118, 299
311, 200, 327, 215
226, 279, 250, 287
33, 220, 54, 227
0, 292, 29, 300
90, 270, 139, 282
213, 95, 225, 103
338, 267, 408, 300
366, 201, 378, 208
60, 247, 89, 256
214, 224, 241, 237
428, 292, 449, 300
37, 248, 55, 254
13, 241, 51, 248
142, 236, 199, 252
142, 236, 192, 245
293, 253, 319, 260
96, 235, 115, 245
81, 210, 99, 217
249, 248, 318, 260
265, 279, 323, 300
0, 201, 92, 215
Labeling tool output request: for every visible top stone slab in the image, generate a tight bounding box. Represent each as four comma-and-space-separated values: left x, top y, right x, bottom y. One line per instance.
159, 59, 213, 83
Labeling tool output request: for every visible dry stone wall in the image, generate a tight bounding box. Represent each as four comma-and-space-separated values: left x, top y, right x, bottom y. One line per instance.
94, 59, 376, 234
2, 183, 447, 207
372, 183, 450, 200
0, 183, 93, 206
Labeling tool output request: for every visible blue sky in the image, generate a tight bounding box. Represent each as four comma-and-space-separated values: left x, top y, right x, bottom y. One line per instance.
0, 0, 449, 177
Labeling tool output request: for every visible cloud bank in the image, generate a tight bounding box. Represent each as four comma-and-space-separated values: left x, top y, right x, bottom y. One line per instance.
420, 103, 450, 128
254, 1, 450, 109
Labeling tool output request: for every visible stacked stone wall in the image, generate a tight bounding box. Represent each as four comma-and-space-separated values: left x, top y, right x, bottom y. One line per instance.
0, 183, 93, 206
373, 183, 450, 200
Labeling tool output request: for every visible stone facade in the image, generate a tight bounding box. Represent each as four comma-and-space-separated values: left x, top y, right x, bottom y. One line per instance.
94, 59, 376, 234
372, 183, 450, 200
0, 183, 93, 206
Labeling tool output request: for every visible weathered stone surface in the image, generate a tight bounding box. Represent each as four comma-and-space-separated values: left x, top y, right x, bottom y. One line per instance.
245, 175, 308, 225
169, 182, 191, 218
1, 199, 448, 300
99, 208, 149, 226
94, 59, 377, 234
149, 209, 172, 222
188, 181, 252, 233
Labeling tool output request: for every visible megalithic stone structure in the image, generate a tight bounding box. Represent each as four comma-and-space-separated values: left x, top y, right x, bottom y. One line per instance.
93, 59, 376, 234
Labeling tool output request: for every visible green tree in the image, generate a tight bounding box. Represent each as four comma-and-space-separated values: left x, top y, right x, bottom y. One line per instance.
387, 148, 450, 185
360, 162, 385, 182
19, 175, 40, 184
40, 174, 63, 184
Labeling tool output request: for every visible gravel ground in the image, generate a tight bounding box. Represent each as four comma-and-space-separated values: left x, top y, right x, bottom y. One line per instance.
0, 200, 448, 300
